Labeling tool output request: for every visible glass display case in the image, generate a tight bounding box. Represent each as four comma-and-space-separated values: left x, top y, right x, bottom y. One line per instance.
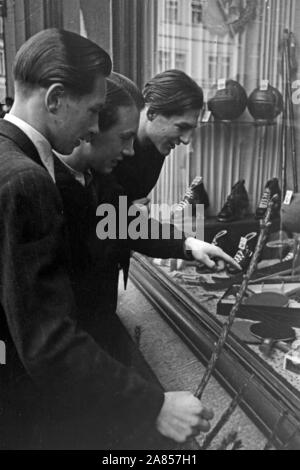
130, 0, 300, 449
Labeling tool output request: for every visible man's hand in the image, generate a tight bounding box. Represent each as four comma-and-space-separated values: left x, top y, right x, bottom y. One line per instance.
185, 237, 241, 272
156, 392, 214, 444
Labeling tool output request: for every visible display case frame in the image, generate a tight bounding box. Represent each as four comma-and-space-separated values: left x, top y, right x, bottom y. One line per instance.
130, 253, 300, 449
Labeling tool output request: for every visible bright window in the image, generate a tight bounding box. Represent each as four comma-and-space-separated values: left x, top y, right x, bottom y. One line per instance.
164, 0, 178, 23
191, 0, 203, 24
154, 0, 300, 217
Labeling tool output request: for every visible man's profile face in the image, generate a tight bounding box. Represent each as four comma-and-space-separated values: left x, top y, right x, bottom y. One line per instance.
146, 108, 199, 157
84, 104, 139, 174
52, 75, 107, 155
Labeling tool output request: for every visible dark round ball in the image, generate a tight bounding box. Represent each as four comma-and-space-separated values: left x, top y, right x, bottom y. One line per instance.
208, 80, 248, 120
247, 86, 283, 121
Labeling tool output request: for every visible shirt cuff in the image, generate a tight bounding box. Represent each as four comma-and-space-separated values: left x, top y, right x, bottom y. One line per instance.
182, 239, 194, 261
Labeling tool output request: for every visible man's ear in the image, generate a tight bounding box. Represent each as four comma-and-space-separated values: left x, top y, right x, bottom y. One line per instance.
146, 108, 157, 122
45, 84, 65, 113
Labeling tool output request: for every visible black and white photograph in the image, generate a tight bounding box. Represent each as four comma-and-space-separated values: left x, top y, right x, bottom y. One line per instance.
0, 0, 299, 452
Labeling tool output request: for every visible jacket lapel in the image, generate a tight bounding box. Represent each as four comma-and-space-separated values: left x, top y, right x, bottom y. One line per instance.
0, 119, 43, 168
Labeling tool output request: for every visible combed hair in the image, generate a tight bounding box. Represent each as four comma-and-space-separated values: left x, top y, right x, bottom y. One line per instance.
14, 28, 112, 96
109, 72, 145, 111
143, 69, 203, 117
98, 80, 136, 131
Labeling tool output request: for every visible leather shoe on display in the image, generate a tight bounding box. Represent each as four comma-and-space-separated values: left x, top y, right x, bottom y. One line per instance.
255, 177, 281, 219
217, 180, 249, 222
227, 232, 258, 275
174, 177, 209, 214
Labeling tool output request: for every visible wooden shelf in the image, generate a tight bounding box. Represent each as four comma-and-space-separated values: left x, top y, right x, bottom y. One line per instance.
199, 120, 278, 127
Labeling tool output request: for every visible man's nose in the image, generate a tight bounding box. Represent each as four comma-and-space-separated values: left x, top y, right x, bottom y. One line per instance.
180, 129, 193, 145
89, 116, 100, 136
122, 141, 135, 157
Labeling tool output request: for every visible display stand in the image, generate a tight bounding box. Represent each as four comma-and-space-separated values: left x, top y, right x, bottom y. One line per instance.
130, 253, 300, 449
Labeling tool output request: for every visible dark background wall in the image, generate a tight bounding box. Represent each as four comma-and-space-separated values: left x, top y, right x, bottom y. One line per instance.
3, 0, 112, 97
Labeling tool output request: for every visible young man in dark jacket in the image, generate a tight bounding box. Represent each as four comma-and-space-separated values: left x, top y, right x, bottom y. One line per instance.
114, 70, 204, 201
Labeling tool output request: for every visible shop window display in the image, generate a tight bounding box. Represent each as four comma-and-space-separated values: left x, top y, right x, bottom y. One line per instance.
131, 0, 300, 448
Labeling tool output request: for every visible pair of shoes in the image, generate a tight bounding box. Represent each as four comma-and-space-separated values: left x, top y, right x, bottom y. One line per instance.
217, 180, 249, 223
217, 178, 281, 223
210, 230, 258, 274
255, 178, 281, 219
174, 177, 209, 214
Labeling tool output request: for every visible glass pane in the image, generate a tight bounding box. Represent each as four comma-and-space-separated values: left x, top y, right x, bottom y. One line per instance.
151, 0, 300, 395
154, 0, 299, 213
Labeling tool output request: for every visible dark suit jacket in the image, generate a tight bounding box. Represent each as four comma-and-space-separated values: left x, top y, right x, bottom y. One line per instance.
114, 139, 166, 201
53, 157, 124, 357
0, 120, 164, 449
92, 172, 189, 317
54, 157, 188, 322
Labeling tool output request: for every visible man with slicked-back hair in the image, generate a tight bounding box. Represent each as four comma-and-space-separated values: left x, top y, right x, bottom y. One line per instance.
114, 69, 204, 201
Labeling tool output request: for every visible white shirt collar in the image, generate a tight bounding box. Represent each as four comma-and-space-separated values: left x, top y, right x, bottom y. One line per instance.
53, 151, 92, 187
4, 113, 55, 182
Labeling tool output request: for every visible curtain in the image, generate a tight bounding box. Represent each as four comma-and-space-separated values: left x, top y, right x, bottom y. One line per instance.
43, 0, 63, 29
152, 0, 298, 215
22, 0, 62, 38
112, 0, 158, 89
